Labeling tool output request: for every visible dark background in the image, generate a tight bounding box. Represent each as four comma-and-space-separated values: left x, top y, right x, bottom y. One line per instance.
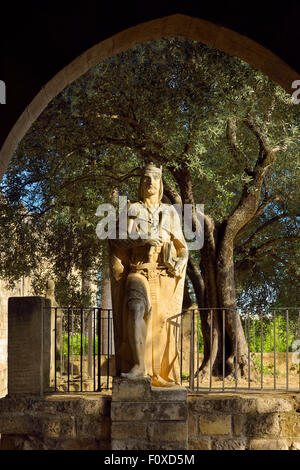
1, 0, 300, 148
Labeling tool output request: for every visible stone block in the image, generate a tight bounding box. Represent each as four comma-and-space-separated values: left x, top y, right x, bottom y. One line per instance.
279, 413, 300, 438
151, 421, 188, 443
188, 412, 198, 437
0, 434, 38, 450
218, 397, 257, 413
151, 386, 188, 402
188, 396, 257, 414
256, 397, 293, 413
249, 439, 289, 450
0, 414, 41, 435
26, 89, 51, 125
0, 133, 18, 177
112, 377, 152, 402
42, 414, 76, 439
0, 396, 50, 414
186, 16, 219, 48
199, 413, 232, 436
63, 54, 89, 87
0, 434, 19, 450
76, 415, 110, 440
232, 415, 246, 436
111, 421, 148, 440
60, 438, 101, 450
86, 38, 114, 70
47, 395, 111, 416
245, 413, 280, 437
212, 438, 248, 450
111, 401, 187, 421
10, 109, 32, 146
111, 438, 187, 451
111, 439, 139, 451
188, 437, 211, 450
44, 70, 67, 102
112, 377, 187, 402
162, 14, 192, 38
21, 435, 110, 451
112, 26, 144, 56
21, 435, 48, 450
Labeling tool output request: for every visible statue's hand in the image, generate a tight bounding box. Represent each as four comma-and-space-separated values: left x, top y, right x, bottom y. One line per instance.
174, 258, 187, 277
145, 238, 163, 247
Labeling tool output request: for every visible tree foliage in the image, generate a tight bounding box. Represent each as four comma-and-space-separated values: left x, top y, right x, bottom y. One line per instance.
0, 37, 299, 308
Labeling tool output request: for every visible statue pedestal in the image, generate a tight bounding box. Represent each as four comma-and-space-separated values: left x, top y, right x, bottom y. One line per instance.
111, 377, 188, 450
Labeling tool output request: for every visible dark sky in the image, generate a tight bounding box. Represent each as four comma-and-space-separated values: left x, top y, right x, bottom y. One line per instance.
0, 0, 299, 148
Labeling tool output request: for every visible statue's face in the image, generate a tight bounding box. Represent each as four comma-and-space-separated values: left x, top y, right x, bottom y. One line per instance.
141, 173, 161, 198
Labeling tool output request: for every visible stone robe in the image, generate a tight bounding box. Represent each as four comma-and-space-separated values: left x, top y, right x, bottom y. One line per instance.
109, 201, 188, 384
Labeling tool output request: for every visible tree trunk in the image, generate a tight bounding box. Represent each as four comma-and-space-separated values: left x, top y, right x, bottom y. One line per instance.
169, 164, 251, 381
188, 221, 250, 382
216, 232, 249, 379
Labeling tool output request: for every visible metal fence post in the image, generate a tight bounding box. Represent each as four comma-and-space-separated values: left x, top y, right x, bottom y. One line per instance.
189, 310, 195, 391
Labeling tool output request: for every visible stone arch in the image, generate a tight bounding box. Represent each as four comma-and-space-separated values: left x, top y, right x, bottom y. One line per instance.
0, 13, 299, 179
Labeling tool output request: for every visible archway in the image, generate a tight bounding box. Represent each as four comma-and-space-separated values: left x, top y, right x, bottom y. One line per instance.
0, 13, 299, 180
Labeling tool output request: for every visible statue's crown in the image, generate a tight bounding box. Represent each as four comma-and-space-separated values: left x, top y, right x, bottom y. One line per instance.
143, 162, 162, 177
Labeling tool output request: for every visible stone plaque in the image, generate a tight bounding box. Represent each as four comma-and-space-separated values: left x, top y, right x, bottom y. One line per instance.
8, 297, 51, 396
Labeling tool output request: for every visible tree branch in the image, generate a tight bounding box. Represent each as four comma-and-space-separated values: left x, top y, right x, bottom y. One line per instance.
58, 167, 141, 190
98, 136, 165, 164
187, 256, 205, 308
243, 115, 287, 171
162, 179, 183, 208
236, 212, 289, 252
234, 195, 278, 242
95, 113, 165, 154
270, 253, 300, 280
226, 117, 247, 163
223, 115, 287, 248
248, 235, 300, 258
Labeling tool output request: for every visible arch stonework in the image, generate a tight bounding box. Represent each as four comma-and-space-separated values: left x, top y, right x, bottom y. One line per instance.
0, 13, 299, 179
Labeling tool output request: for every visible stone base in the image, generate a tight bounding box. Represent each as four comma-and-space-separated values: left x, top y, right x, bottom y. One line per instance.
188, 393, 300, 450
0, 394, 111, 450
111, 376, 188, 450
0, 390, 299, 450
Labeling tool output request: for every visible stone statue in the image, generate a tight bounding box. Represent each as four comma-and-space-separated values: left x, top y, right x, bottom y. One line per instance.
109, 163, 188, 387
45, 279, 57, 306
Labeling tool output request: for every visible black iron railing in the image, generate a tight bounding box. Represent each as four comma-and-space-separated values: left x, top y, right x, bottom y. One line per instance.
45, 306, 300, 393
168, 307, 300, 393
45, 307, 114, 393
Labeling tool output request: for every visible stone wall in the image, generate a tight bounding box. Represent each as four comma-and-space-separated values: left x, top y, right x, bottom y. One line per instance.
0, 392, 299, 450
188, 394, 300, 450
0, 394, 111, 450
